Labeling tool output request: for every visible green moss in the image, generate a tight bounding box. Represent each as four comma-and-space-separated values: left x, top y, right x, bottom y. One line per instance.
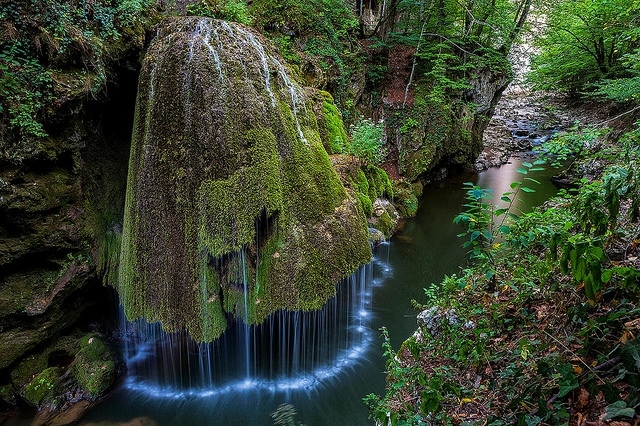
363, 164, 393, 200
377, 211, 394, 236
23, 367, 61, 407
117, 18, 371, 342
315, 91, 349, 154
392, 180, 420, 218
387, 86, 483, 181
72, 334, 116, 399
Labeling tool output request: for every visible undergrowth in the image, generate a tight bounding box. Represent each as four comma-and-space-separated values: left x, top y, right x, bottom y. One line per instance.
365, 120, 640, 424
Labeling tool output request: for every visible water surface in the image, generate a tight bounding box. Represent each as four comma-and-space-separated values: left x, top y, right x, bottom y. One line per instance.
81, 156, 559, 425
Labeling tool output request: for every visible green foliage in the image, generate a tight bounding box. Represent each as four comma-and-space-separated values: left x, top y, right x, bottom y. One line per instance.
454, 161, 542, 277
590, 76, 640, 104
349, 118, 386, 165
0, 41, 51, 137
418, 43, 474, 106
0, 0, 156, 142
537, 123, 608, 167
186, 0, 250, 24
528, 0, 640, 94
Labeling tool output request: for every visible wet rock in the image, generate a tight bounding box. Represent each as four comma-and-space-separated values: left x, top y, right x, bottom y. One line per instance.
368, 227, 386, 246
8, 333, 119, 420
417, 307, 474, 339
370, 198, 400, 237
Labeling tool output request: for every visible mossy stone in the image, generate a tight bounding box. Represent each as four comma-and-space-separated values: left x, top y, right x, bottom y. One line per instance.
72, 334, 116, 399
313, 90, 349, 154
23, 367, 61, 407
117, 17, 371, 342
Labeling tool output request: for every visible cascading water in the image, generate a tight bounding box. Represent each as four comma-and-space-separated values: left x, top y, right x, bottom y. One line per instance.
119, 253, 378, 396
82, 156, 560, 425
117, 15, 371, 343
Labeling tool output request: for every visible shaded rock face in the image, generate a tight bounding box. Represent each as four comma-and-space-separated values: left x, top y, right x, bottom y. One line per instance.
118, 17, 371, 342
379, 47, 510, 181
0, 45, 138, 411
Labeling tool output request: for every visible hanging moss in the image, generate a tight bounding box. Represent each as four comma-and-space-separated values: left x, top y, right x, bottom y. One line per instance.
118, 17, 371, 342
392, 180, 420, 218
313, 90, 349, 154
363, 164, 393, 200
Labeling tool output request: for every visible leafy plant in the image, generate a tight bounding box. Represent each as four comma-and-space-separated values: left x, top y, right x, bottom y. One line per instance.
453, 161, 543, 278
349, 118, 386, 165
536, 123, 608, 167
186, 0, 250, 24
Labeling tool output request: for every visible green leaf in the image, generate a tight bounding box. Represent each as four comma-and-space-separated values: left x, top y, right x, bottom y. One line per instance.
588, 246, 605, 261
603, 401, 636, 420
499, 225, 511, 234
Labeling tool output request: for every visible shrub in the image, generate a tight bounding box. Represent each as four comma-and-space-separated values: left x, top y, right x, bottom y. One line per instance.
349, 119, 386, 165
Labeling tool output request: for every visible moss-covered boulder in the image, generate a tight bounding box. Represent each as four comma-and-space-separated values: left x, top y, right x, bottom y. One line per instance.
72, 334, 117, 399
8, 333, 118, 412
118, 17, 371, 342
23, 367, 62, 407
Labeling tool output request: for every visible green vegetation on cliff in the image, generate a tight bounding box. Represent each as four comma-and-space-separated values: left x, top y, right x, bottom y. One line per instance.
0, 0, 155, 148
118, 17, 371, 342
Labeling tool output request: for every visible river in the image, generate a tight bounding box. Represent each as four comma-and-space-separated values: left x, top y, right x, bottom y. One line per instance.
78, 155, 559, 426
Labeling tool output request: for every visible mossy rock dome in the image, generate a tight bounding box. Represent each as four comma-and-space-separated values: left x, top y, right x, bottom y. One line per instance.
118, 17, 371, 342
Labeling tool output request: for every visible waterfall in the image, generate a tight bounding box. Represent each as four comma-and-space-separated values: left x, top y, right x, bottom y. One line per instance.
119, 259, 378, 396
118, 16, 371, 342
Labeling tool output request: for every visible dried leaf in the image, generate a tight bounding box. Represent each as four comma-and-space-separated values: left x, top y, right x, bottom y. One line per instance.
576, 388, 589, 410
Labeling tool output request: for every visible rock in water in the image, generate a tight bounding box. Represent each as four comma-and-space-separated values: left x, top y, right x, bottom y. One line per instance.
118, 17, 371, 342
